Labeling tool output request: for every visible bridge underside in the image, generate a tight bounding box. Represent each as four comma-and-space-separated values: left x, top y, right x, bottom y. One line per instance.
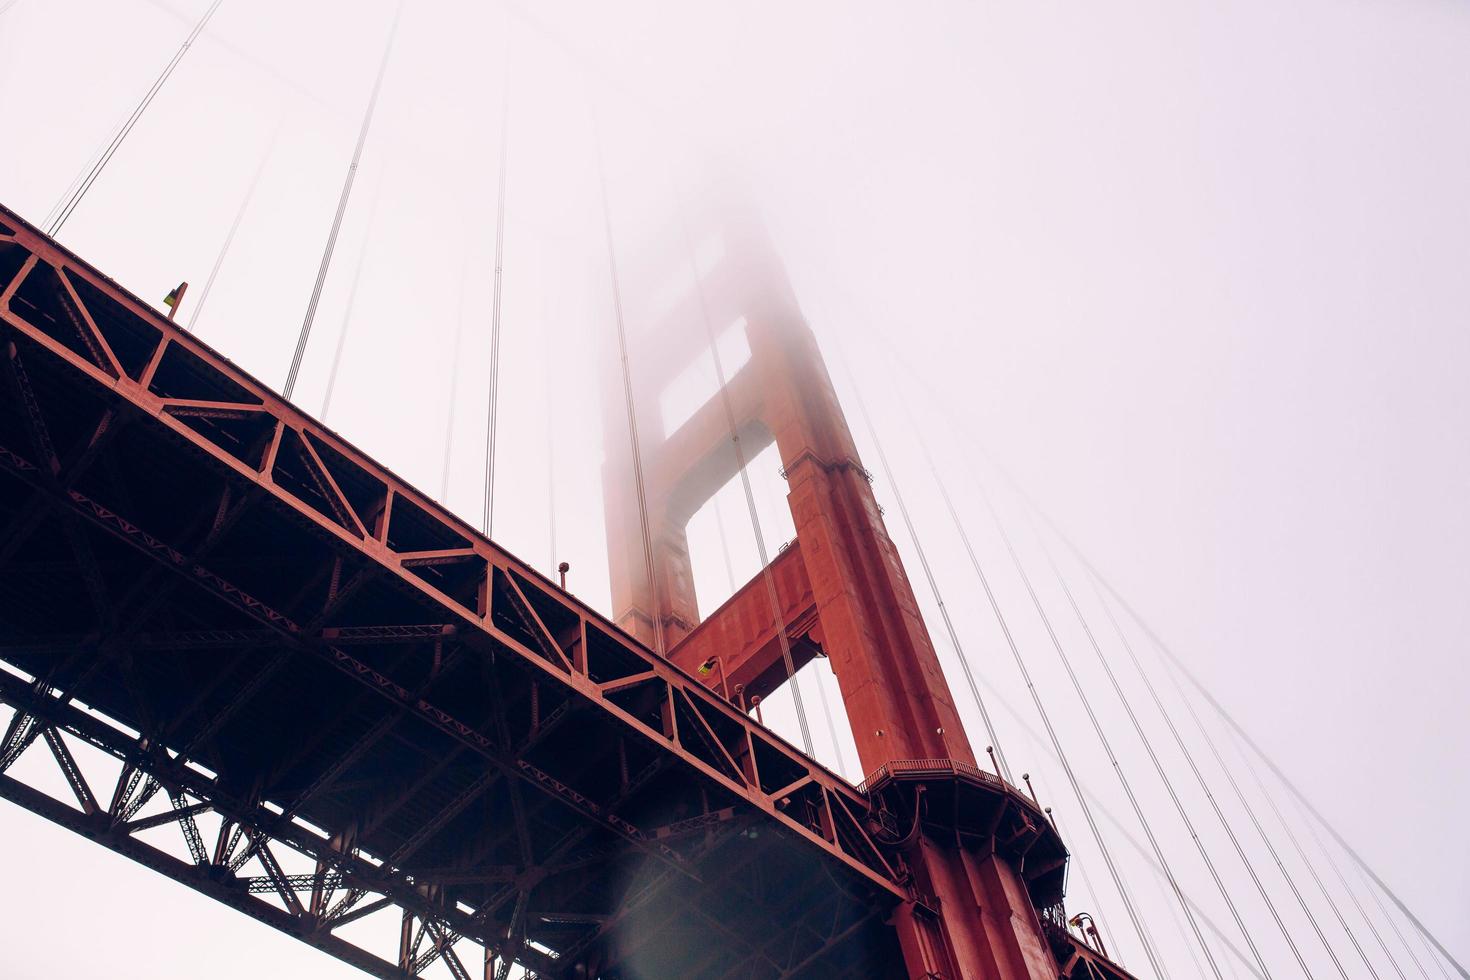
0, 206, 906, 979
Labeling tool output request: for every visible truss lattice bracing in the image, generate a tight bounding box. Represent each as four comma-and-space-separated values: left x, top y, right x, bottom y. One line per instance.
0, 201, 1124, 979
0, 203, 920, 977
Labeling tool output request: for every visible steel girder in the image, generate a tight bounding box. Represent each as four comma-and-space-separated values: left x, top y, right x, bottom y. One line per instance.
0, 203, 909, 979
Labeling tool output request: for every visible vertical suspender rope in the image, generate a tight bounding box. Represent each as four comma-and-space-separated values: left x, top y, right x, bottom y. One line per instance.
48, 0, 224, 236
1350, 861, 1440, 980
972, 617, 1271, 980
666, 183, 814, 756
1134, 599, 1352, 980
43, 123, 124, 233
847, 366, 1164, 974
439, 249, 472, 503
929, 456, 1169, 979
319, 174, 386, 422
542, 293, 558, 575
1158, 864, 1214, 980
1036, 772, 1132, 969
283, 0, 402, 401
481, 49, 510, 538
861, 381, 1169, 976
589, 102, 666, 658
1146, 640, 1352, 975
710, 495, 738, 596
188, 115, 284, 333
982, 474, 1220, 979
1205, 690, 1387, 980
1085, 576, 1324, 979
1076, 546, 1470, 980
920, 554, 1270, 980
870, 343, 1458, 980
1294, 797, 1420, 980
1029, 515, 1278, 980
839, 365, 1011, 780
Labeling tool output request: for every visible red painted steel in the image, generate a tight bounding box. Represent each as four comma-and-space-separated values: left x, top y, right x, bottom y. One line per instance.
601, 199, 1112, 979
0, 197, 1125, 978
0, 201, 916, 977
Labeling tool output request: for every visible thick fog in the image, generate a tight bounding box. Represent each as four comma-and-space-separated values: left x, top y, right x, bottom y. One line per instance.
0, 0, 1466, 977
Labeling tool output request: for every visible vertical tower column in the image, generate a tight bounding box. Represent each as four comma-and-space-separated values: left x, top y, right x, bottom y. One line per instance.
600, 200, 1059, 979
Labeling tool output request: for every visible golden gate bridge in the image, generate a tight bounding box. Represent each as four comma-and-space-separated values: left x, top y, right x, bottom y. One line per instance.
0, 2, 1462, 979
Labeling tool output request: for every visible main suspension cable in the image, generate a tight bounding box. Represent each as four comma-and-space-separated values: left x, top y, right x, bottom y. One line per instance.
283, 1, 401, 400
48, 0, 223, 235
188, 114, 283, 334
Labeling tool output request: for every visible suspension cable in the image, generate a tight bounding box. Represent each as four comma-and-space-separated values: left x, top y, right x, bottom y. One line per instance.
481, 50, 510, 538
905, 437, 1168, 979
43, 114, 129, 233
1351, 860, 1441, 980
542, 295, 558, 575
974, 624, 1272, 980
866, 341, 1398, 978
1082, 572, 1319, 980
710, 495, 738, 596
915, 378, 1469, 980
1187, 660, 1386, 980
1034, 517, 1275, 975
995, 487, 1223, 979
1295, 797, 1420, 980
1031, 519, 1286, 980
319, 173, 386, 422
283, 0, 401, 400
1110, 565, 1382, 980
1041, 779, 1130, 967
589, 103, 665, 659
439, 249, 472, 504
1080, 552, 1469, 980
48, 0, 223, 235
665, 185, 814, 756
840, 372, 1011, 780
187, 115, 283, 333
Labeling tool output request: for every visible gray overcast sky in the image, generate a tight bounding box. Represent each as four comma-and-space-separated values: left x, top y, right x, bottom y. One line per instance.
0, 0, 1466, 977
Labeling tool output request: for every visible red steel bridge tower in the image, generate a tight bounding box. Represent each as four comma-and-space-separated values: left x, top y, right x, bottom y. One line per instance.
0, 198, 1133, 979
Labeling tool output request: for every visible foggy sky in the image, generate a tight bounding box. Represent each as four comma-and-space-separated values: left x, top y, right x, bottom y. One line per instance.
0, 0, 1466, 977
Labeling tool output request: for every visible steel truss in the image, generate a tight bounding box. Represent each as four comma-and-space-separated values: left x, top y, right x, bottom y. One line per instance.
0, 203, 929, 978
0, 202, 1075, 977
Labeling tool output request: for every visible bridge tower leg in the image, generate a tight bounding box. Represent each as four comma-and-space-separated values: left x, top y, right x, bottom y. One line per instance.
600, 200, 1059, 979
